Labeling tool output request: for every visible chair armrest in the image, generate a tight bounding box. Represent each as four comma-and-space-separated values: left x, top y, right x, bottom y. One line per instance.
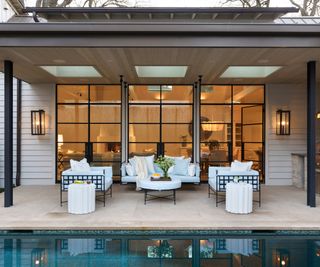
62, 169, 103, 176
195, 163, 201, 177
208, 166, 231, 178
121, 163, 127, 177
91, 166, 113, 178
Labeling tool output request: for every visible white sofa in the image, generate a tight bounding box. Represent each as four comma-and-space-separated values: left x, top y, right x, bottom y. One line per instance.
208, 166, 260, 207
121, 163, 201, 184
61, 166, 113, 206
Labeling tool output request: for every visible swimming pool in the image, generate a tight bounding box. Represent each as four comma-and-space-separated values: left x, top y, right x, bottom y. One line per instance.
0, 230, 319, 266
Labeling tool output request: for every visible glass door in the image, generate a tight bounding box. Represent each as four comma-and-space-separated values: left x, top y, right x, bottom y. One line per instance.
56, 85, 121, 182
128, 85, 193, 159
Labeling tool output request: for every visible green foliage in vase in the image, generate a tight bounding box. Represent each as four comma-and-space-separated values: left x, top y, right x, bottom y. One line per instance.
154, 156, 174, 178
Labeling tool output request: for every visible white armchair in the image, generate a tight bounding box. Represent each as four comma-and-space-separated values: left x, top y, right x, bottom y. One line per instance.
208, 166, 260, 207
61, 166, 113, 207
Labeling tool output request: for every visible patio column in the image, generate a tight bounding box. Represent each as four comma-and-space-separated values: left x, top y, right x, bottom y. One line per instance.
307, 61, 316, 207
193, 76, 201, 163
120, 76, 128, 163
4, 60, 14, 207
16, 79, 22, 187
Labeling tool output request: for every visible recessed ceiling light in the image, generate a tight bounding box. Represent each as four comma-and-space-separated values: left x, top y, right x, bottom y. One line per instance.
135, 66, 188, 78
40, 66, 102, 77
220, 66, 282, 78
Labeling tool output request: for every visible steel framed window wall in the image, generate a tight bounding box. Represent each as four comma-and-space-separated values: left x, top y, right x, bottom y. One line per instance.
127, 84, 194, 160
55, 84, 122, 183
200, 84, 265, 182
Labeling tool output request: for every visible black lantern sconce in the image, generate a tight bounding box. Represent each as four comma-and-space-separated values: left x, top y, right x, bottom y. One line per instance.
276, 110, 290, 135
275, 249, 290, 267
31, 110, 45, 135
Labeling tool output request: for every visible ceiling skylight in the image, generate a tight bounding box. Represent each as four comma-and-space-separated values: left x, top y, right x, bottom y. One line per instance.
40, 66, 102, 77
135, 66, 188, 78
220, 66, 282, 78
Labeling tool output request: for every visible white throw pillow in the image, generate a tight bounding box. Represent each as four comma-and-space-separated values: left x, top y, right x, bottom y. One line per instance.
128, 158, 137, 175
168, 166, 174, 174
231, 160, 253, 172
188, 163, 196, 176
70, 158, 90, 172
125, 163, 135, 176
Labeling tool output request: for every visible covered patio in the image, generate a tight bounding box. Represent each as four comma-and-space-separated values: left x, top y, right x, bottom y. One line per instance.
0, 6, 319, 217
0, 184, 320, 230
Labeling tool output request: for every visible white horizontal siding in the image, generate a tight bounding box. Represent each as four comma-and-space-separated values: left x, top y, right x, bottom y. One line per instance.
265, 84, 307, 186
0, 72, 55, 186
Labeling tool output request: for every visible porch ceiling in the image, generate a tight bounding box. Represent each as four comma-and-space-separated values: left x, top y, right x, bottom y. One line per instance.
1, 47, 320, 84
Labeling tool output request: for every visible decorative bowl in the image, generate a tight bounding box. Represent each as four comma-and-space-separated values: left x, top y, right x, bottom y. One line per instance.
151, 173, 161, 179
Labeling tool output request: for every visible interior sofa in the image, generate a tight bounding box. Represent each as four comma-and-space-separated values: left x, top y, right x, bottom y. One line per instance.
121, 162, 201, 184
208, 166, 260, 207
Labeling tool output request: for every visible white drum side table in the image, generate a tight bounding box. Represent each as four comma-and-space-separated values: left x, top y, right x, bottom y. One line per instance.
226, 182, 253, 214
68, 183, 95, 214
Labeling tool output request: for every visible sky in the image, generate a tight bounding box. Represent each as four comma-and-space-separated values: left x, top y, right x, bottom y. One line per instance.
25, 0, 296, 8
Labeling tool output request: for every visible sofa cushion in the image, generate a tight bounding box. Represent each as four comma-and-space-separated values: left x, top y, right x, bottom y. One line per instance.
173, 158, 191, 176
231, 161, 253, 172
125, 163, 135, 176
130, 155, 155, 174
70, 158, 90, 172
188, 163, 196, 176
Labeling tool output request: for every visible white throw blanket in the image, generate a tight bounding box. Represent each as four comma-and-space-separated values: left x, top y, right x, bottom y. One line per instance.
134, 156, 149, 190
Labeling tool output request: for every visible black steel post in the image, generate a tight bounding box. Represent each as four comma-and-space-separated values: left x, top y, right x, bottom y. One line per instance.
4, 60, 14, 207
16, 79, 22, 187
307, 61, 316, 207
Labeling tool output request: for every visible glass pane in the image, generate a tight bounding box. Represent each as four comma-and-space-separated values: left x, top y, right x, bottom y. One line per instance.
58, 124, 88, 142
162, 105, 192, 123
57, 105, 88, 123
129, 143, 157, 157
233, 85, 264, 103
91, 105, 121, 123
164, 143, 192, 158
242, 125, 263, 142
162, 124, 192, 142
58, 143, 86, 162
243, 143, 263, 162
201, 105, 231, 122
201, 85, 231, 103
90, 85, 121, 103
242, 105, 263, 124
129, 124, 160, 142
92, 143, 121, 161
162, 85, 193, 103
129, 105, 160, 123
200, 124, 230, 142
129, 85, 161, 103
57, 161, 70, 181
91, 124, 120, 142
201, 142, 229, 163
57, 85, 88, 103
91, 161, 121, 177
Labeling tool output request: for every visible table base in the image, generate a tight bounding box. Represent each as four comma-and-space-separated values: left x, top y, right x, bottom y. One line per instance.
144, 189, 176, 205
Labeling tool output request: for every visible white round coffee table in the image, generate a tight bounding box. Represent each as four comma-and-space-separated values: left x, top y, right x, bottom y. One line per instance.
68, 183, 95, 214
226, 182, 253, 214
140, 178, 182, 205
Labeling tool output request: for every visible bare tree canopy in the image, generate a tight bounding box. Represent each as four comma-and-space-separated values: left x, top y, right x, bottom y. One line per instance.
221, 0, 320, 16
35, 0, 129, 7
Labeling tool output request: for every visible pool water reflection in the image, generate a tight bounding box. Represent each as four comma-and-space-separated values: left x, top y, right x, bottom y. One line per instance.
1, 231, 320, 266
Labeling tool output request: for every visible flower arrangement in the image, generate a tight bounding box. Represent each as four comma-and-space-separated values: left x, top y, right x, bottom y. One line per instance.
154, 156, 175, 178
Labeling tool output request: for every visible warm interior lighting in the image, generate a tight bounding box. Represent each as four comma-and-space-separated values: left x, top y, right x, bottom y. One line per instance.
148, 85, 173, 92
317, 112, 320, 119
276, 110, 290, 135
31, 110, 45, 135
202, 122, 224, 132
220, 66, 282, 78
135, 66, 188, 78
40, 66, 102, 77
275, 249, 290, 267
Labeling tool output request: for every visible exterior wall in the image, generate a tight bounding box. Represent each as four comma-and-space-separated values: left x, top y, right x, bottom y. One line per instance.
265, 84, 307, 186
0, 73, 55, 186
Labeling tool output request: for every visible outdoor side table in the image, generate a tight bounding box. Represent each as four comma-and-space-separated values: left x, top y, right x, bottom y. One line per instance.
68, 183, 95, 214
226, 182, 253, 214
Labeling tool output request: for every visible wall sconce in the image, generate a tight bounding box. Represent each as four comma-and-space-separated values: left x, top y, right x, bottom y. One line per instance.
276, 110, 290, 135
317, 112, 320, 119
31, 110, 45, 135
275, 249, 290, 267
